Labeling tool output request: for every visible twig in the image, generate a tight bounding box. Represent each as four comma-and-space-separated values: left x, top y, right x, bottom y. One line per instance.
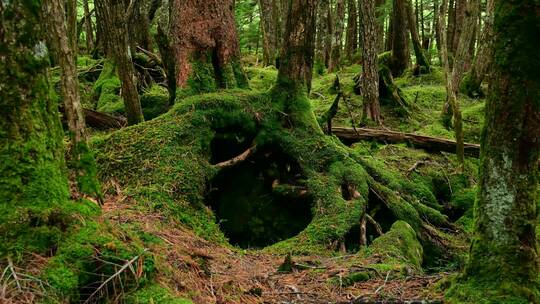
83, 249, 148, 304
214, 144, 257, 169
365, 214, 383, 236
7, 258, 21, 291
374, 271, 391, 294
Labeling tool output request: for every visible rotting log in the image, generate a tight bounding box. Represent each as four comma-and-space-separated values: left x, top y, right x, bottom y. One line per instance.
60, 106, 127, 129
332, 127, 480, 157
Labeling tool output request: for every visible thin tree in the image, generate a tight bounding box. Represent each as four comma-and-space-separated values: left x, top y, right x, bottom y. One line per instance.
448, 0, 539, 302
329, 0, 346, 71
359, 0, 381, 123
345, 0, 358, 61
95, 0, 144, 125
259, 0, 280, 66
406, 0, 430, 73
83, 0, 95, 52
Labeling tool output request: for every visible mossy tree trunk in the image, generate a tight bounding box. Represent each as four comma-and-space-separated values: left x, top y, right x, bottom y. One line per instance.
171, 0, 248, 92
0, 0, 70, 255
359, 0, 381, 123
95, 0, 144, 125
448, 1, 539, 302
390, 0, 410, 77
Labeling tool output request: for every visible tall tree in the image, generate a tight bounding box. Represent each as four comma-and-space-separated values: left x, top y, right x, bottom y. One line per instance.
439, 0, 479, 168
390, 0, 410, 77
0, 0, 70, 254
128, 0, 153, 51
406, 0, 430, 73
171, 0, 248, 91
83, 0, 95, 52
329, 0, 345, 71
359, 0, 380, 123
344, 0, 358, 61
95, 0, 144, 125
259, 0, 281, 66
460, 0, 494, 97
276, 0, 317, 92
448, 0, 539, 302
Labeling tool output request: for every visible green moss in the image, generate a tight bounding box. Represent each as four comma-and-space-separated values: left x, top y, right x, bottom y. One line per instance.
329, 271, 371, 287
125, 284, 193, 304
140, 85, 170, 120
369, 221, 423, 270
70, 142, 102, 199
93, 61, 123, 114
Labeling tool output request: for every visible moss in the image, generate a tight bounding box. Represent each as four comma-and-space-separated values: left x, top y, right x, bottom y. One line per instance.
369, 221, 423, 270
93, 61, 123, 114
329, 271, 371, 287
140, 85, 170, 120
70, 142, 102, 199
125, 284, 193, 304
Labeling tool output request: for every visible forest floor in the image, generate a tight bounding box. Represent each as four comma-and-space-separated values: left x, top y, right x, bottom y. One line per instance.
102, 187, 446, 304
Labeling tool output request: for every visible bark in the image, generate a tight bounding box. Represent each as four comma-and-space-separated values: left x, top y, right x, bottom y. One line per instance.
454, 0, 540, 301
329, 0, 346, 71
375, 0, 385, 53
316, 0, 332, 68
156, 25, 177, 105
171, 0, 248, 90
460, 0, 494, 97
406, 0, 430, 73
44, 0, 87, 144
66, 0, 77, 52
95, 0, 144, 125
451, 0, 466, 55
276, 0, 317, 92
259, 0, 280, 66
128, 0, 153, 51
0, 0, 69, 247
446, 0, 455, 56
390, 0, 410, 77
345, 0, 358, 61
444, 0, 480, 168
332, 127, 480, 157
359, 0, 381, 123
83, 0, 95, 52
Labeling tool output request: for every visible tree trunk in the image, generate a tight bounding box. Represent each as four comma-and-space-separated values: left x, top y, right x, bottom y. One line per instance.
259, 0, 280, 66
83, 0, 95, 52
43, 0, 87, 144
276, 0, 317, 92
446, 0, 455, 58
406, 0, 430, 73
329, 0, 346, 71
375, 0, 385, 53
128, 0, 153, 51
171, 0, 248, 91
95, 0, 144, 125
345, 0, 358, 61
444, 0, 480, 168
390, 0, 410, 77
66, 0, 77, 52
359, 0, 381, 123
460, 0, 494, 98
0, 0, 70, 253
449, 1, 540, 302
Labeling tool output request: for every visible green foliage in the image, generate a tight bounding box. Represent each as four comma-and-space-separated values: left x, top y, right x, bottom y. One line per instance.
125, 284, 193, 304
329, 271, 371, 287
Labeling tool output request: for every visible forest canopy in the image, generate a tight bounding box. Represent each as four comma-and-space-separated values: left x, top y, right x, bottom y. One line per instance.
0, 0, 538, 303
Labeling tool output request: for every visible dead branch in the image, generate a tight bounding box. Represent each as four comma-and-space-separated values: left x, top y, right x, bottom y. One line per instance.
214, 145, 257, 169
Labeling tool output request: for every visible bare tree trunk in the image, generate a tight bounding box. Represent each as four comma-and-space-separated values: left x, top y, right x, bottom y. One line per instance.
83, 0, 95, 52
375, 0, 385, 52
406, 0, 430, 73
461, 0, 494, 97
390, 0, 410, 77
359, 0, 380, 123
329, 0, 345, 71
259, 0, 280, 66
345, 0, 358, 61
276, 0, 317, 93
95, 0, 144, 125
44, 0, 87, 143
171, 0, 248, 90
66, 0, 77, 53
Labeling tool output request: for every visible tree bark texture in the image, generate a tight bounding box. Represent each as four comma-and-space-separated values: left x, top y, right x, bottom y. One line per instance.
459, 0, 540, 300
259, 0, 280, 66
276, 0, 317, 92
345, 0, 358, 61
171, 0, 248, 90
329, 0, 345, 71
128, 0, 153, 51
359, 0, 380, 123
95, 0, 144, 125
44, 0, 88, 144
390, 0, 410, 77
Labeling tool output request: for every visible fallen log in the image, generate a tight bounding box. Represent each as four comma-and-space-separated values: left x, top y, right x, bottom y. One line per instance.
83, 108, 127, 129
332, 127, 480, 158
